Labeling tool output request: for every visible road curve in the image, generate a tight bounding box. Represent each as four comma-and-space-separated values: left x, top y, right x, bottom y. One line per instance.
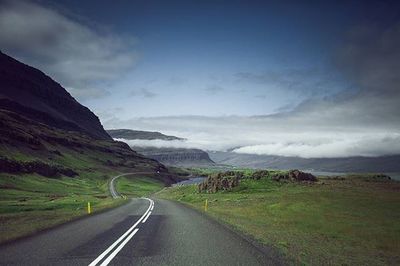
109, 173, 133, 198
0, 176, 286, 266
109, 172, 159, 198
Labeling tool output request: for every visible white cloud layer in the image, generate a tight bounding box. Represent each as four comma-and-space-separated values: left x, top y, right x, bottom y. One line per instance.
109, 114, 400, 158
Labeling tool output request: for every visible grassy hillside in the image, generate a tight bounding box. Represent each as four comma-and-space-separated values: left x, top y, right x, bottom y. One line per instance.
0, 171, 119, 243
0, 109, 165, 173
157, 171, 400, 265
0, 172, 167, 244
116, 175, 164, 198
0, 53, 178, 245
0, 109, 178, 244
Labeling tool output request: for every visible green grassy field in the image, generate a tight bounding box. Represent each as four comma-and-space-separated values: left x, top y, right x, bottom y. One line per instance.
157, 174, 400, 265
115, 175, 164, 198
0, 172, 164, 244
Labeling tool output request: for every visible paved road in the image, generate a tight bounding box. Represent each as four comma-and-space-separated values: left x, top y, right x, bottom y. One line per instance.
0, 176, 285, 266
109, 172, 159, 198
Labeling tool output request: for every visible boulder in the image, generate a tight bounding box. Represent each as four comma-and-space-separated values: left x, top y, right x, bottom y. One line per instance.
271, 169, 317, 182
198, 172, 239, 193
251, 170, 269, 180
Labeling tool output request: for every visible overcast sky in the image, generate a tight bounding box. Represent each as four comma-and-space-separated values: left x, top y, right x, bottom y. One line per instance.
1, 0, 399, 158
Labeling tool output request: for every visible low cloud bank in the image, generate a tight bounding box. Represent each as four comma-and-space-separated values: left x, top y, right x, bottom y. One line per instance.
233, 134, 400, 158
113, 124, 400, 158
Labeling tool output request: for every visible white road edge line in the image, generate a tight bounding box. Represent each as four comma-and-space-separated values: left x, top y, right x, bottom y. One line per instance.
88, 198, 153, 266
100, 228, 139, 266
142, 211, 152, 223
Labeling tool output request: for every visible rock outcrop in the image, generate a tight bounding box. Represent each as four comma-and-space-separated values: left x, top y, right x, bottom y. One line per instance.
138, 147, 215, 166
129, 147, 216, 167
198, 171, 240, 193
272, 169, 317, 182
250, 170, 269, 180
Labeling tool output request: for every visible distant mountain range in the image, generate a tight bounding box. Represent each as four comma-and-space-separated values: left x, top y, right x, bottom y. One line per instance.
210, 151, 400, 173
107, 129, 184, 141
107, 129, 215, 167
107, 127, 400, 172
0, 51, 177, 184
133, 147, 216, 168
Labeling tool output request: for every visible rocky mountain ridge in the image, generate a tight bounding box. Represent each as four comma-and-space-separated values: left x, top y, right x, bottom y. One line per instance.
107, 129, 184, 141
108, 129, 215, 167
133, 147, 215, 167
0, 51, 110, 140
0, 52, 177, 184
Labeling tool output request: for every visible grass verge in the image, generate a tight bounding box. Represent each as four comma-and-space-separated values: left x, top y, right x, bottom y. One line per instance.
0, 172, 166, 244
157, 175, 400, 265
115, 175, 165, 198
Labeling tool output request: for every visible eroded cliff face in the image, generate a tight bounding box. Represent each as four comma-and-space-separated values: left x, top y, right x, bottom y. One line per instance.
0, 51, 111, 140
132, 147, 216, 167
107, 129, 215, 167
107, 129, 184, 141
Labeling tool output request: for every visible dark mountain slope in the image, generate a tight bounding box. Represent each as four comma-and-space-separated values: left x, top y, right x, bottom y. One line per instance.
0, 52, 177, 184
0, 51, 110, 140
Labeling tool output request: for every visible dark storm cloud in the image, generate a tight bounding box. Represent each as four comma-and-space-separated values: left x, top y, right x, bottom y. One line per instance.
0, 0, 136, 100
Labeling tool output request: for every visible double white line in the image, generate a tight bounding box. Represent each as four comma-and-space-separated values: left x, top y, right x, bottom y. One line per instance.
89, 198, 154, 266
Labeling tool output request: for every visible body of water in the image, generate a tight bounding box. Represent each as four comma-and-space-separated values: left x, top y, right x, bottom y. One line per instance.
173, 177, 206, 186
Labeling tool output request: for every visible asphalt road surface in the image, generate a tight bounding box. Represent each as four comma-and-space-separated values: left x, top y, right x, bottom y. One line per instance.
0, 176, 285, 266
109, 172, 158, 198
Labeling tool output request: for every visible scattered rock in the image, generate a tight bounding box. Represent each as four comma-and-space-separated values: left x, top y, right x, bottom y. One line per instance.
370, 174, 391, 180
271, 169, 317, 182
251, 170, 269, 180
328, 176, 346, 180
198, 172, 239, 193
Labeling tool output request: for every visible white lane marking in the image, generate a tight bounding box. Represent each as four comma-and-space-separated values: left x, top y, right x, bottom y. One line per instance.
100, 228, 139, 266
150, 205, 154, 211
142, 211, 152, 223
88, 198, 153, 266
